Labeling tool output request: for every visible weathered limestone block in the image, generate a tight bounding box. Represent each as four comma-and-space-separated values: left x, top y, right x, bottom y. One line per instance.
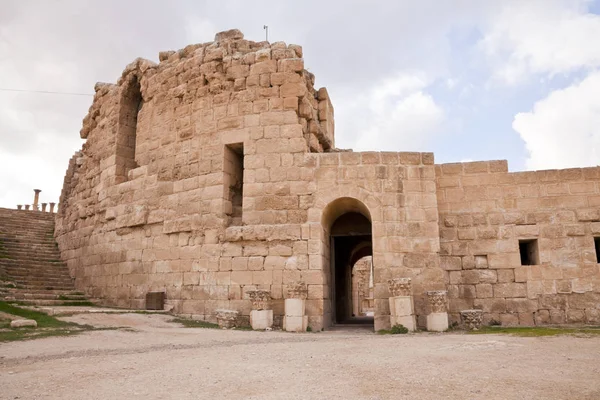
388, 278, 412, 297
215, 309, 238, 329
427, 290, 448, 313
284, 282, 308, 332
283, 313, 308, 332
387, 278, 416, 331
250, 309, 273, 330
287, 282, 308, 300
248, 289, 272, 310
461, 309, 484, 331
426, 291, 449, 332
115, 205, 148, 228
11, 319, 37, 328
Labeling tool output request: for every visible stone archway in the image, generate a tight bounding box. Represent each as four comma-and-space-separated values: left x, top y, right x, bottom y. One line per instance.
321, 197, 374, 327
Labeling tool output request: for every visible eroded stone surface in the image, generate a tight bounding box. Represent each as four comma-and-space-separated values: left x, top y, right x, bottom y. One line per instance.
461, 309, 484, 331
10, 319, 37, 328
388, 278, 412, 297
427, 291, 448, 314
54, 28, 600, 332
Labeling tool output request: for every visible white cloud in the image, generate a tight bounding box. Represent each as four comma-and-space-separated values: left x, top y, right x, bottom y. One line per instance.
513, 70, 600, 170
337, 73, 445, 152
480, 0, 600, 84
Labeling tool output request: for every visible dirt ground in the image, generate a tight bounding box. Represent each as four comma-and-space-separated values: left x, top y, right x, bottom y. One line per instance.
1, 313, 599, 400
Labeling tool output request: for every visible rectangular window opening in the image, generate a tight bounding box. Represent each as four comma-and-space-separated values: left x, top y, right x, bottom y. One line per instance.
224, 143, 244, 226
594, 237, 600, 263
519, 239, 539, 266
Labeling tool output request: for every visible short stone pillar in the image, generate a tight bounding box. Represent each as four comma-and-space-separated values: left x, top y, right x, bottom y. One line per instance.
25, 205, 30, 211
41, 203, 47, 212
426, 290, 449, 332
461, 309, 484, 331
49, 202, 56, 213
17, 205, 22, 210
33, 189, 41, 211
283, 282, 308, 332
248, 289, 273, 330
215, 309, 238, 329
388, 278, 416, 331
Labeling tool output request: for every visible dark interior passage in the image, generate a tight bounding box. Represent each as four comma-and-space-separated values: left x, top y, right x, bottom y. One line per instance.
330, 212, 373, 326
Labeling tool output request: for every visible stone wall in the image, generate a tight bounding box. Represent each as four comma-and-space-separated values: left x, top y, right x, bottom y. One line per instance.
55, 29, 444, 331
55, 28, 600, 331
436, 160, 600, 326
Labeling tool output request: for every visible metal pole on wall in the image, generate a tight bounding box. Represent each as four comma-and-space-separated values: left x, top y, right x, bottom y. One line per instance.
263, 25, 269, 42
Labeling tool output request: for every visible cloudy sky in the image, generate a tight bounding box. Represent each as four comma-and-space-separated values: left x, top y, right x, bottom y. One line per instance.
1, 0, 600, 208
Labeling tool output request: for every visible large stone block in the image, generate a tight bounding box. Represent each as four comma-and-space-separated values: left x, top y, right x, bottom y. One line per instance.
284, 298, 305, 317
283, 315, 308, 332
389, 296, 413, 317
250, 309, 273, 330
426, 312, 448, 332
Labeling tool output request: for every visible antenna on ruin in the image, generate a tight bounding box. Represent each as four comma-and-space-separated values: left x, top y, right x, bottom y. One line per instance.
263, 25, 269, 42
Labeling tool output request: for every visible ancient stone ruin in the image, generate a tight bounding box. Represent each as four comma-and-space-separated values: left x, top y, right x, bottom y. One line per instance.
53, 29, 600, 331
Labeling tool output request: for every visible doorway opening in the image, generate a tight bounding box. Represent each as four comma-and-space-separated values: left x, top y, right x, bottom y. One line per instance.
330, 211, 373, 327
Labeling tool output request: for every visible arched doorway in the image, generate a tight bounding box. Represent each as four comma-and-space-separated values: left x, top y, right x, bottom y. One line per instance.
322, 198, 373, 327
351, 256, 374, 319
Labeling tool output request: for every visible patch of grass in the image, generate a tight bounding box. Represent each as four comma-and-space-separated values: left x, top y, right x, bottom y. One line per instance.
0, 328, 81, 342
391, 324, 409, 334
234, 325, 253, 331
170, 317, 219, 329
0, 301, 113, 342
378, 324, 410, 335
469, 326, 600, 337
0, 302, 76, 328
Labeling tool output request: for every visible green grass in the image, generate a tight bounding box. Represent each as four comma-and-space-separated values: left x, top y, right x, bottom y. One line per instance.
234, 325, 253, 331
170, 317, 219, 329
0, 301, 107, 342
468, 326, 600, 337
0, 302, 76, 328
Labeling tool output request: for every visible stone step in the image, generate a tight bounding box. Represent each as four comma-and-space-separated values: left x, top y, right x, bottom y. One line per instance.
8, 292, 87, 300
1, 270, 70, 277
12, 284, 76, 291
2, 252, 63, 264
4, 288, 84, 295
0, 207, 83, 303
1, 299, 89, 306
0, 239, 58, 245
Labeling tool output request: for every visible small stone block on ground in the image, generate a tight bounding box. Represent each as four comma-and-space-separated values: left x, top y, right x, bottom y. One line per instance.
11, 319, 37, 328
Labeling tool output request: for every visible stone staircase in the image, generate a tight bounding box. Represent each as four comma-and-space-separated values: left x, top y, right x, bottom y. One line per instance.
0, 207, 87, 305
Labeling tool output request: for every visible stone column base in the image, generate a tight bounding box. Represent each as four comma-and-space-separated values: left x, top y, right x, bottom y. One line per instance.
284, 298, 305, 316
426, 312, 449, 332
389, 295, 416, 331
283, 315, 308, 332
216, 309, 239, 329
461, 309, 484, 331
250, 310, 273, 330
284, 298, 307, 332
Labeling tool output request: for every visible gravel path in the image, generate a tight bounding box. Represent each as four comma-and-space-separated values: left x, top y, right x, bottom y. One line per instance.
1, 313, 599, 400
